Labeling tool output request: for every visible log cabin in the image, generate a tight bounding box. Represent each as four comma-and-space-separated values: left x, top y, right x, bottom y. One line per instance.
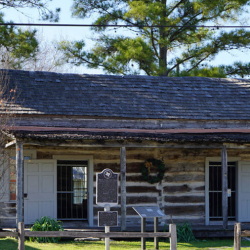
0, 69, 250, 236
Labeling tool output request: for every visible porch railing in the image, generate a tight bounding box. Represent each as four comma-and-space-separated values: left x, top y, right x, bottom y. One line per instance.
0, 222, 177, 250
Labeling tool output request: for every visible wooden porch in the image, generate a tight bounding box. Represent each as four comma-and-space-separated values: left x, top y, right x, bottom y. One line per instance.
4, 130, 250, 237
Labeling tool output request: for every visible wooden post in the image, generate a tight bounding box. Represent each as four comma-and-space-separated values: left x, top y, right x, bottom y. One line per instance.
120, 146, 126, 231
170, 224, 177, 250
18, 222, 25, 250
221, 145, 228, 230
234, 223, 241, 250
16, 141, 24, 228
154, 217, 159, 250
141, 217, 146, 250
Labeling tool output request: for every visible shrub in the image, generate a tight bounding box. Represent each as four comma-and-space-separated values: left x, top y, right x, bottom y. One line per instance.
176, 222, 197, 242
164, 221, 197, 243
30, 216, 63, 243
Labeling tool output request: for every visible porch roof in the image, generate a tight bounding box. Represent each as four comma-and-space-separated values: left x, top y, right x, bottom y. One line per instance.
2, 69, 250, 120
9, 130, 250, 143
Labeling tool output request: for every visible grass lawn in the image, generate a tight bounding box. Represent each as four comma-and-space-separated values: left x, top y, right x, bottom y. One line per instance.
1, 238, 250, 250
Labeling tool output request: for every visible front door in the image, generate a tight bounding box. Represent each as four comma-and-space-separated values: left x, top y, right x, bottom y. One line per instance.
208, 161, 236, 222
57, 160, 88, 220
238, 161, 250, 222
24, 160, 57, 224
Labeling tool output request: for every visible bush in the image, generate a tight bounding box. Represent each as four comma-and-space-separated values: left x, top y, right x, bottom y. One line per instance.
164, 221, 197, 243
176, 222, 197, 242
30, 216, 63, 243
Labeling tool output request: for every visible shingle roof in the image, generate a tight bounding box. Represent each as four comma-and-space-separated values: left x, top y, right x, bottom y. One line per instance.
2, 69, 250, 120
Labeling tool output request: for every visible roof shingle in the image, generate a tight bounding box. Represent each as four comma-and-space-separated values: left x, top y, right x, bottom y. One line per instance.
2, 69, 250, 120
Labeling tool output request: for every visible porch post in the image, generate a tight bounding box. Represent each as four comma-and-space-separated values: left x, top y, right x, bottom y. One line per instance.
120, 146, 126, 231
221, 145, 228, 229
16, 140, 24, 228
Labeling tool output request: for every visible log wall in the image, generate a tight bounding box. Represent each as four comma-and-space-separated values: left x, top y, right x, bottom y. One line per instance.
1, 145, 250, 228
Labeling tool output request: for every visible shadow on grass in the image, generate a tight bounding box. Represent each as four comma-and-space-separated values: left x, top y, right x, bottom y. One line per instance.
177, 239, 238, 249
0, 238, 39, 250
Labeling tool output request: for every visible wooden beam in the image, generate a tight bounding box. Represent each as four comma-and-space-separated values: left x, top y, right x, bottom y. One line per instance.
5, 139, 16, 148
19, 138, 225, 149
0, 232, 18, 237
24, 231, 171, 238
10, 115, 250, 131
242, 230, 250, 237
223, 143, 250, 149
10, 125, 250, 133
120, 146, 126, 231
16, 140, 24, 228
221, 145, 228, 230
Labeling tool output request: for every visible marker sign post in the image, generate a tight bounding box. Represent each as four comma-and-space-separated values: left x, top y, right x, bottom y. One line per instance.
133, 206, 166, 250
96, 169, 118, 250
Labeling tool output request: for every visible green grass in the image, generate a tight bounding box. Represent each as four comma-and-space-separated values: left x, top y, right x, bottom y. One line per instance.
1, 238, 250, 250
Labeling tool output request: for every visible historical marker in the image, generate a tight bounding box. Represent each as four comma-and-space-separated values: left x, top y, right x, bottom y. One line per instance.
96, 169, 119, 250
133, 206, 166, 218
96, 168, 118, 207
98, 211, 118, 227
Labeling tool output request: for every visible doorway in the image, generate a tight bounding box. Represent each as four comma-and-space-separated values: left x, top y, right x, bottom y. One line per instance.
208, 161, 236, 221
57, 160, 88, 220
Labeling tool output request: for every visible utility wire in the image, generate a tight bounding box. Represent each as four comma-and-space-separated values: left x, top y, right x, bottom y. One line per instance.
0, 22, 250, 28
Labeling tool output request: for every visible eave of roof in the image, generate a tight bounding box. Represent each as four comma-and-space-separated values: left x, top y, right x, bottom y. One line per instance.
8, 130, 250, 144
7, 126, 250, 134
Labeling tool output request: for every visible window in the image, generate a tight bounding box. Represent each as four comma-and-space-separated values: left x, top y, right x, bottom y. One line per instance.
9, 150, 36, 201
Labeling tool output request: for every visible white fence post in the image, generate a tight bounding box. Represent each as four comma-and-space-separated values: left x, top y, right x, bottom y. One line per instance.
170, 224, 177, 250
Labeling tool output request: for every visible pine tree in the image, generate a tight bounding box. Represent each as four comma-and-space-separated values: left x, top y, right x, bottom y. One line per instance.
59, 0, 250, 77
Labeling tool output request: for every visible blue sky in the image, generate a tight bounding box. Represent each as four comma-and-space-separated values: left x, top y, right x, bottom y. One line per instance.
3, 0, 250, 76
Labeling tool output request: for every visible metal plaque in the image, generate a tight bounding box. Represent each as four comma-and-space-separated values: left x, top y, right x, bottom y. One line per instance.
96, 168, 118, 207
133, 206, 166, 218
98, 211, 118, 227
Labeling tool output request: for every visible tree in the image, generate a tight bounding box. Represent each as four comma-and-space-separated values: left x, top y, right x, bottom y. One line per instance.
0, 13, 39, 70
0, 0, 60, 71
0, 0, 60, 22
22, 37, 73, 72
59, 0, 250, 77
0, 33, 73, 73
0, 71, 16, 202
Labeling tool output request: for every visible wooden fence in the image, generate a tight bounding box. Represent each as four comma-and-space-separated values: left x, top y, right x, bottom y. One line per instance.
234, 223, 250, 250
0, 222, 177, 250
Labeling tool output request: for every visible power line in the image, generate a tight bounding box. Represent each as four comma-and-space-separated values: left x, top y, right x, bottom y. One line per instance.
0, 22, 250, 28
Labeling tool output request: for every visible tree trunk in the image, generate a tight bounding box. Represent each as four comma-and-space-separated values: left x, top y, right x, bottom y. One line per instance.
159, 0, 168, 76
